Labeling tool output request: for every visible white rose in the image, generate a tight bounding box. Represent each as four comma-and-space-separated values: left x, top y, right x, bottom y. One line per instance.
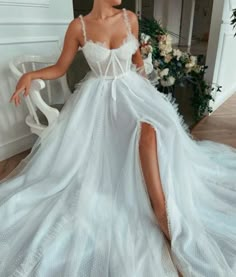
173, 49, 182, 61
159, 68, 169, 77
164, 54, 173, 63
168, 76, 176, 86
159, 43, 172, 53
141, 33, 151, 44
154, 60, 160, 68
190, 55, 197, 64
160, 76, 176, 87
185, 56, 197, 70
147, 45, 153, 53
166, 34, 172, 45
185, 63, 193, 69
160, 48, 173, 57
143, 53, 154, 75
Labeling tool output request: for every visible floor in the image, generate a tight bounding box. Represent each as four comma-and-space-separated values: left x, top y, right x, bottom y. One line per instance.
1, 92, 236, 181
0, 149, 30, 181
191, 92, 236, 148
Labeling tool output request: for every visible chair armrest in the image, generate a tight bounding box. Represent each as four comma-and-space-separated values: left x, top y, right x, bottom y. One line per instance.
9, 59, 46, 91
31, 78, 46, 91
30, 79, 59, 126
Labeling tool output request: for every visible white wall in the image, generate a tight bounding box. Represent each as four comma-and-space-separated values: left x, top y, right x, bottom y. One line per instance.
0, 0, 73, 161
206, 0, 236, 111
154, 0, 182, 45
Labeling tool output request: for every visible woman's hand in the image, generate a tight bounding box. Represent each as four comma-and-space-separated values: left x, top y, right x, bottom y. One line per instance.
10, 73, 32, 107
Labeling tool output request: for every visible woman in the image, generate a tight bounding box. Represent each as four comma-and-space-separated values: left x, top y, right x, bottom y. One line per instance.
1, 0, 236, 276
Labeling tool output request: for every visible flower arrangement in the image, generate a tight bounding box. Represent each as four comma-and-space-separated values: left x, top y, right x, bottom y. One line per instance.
139, 17, 221, 122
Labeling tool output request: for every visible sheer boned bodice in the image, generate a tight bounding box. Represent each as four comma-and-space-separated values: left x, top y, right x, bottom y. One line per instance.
80, 34, 139, 78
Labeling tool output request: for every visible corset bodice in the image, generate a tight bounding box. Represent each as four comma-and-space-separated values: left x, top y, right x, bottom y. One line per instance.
80, 33, 139, 78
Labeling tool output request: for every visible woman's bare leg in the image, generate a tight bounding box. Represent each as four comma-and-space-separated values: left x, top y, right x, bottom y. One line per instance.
139, 122, 184, 276
139, 122, 170, 241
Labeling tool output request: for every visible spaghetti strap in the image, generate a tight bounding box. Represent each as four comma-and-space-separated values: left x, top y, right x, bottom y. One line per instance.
78, 14, 87, 43
122, 8, 132, 35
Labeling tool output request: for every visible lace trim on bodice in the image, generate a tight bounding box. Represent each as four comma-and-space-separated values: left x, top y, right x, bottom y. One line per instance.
80, 32, 139, 52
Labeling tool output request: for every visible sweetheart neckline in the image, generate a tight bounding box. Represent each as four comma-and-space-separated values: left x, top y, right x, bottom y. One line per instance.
80, 33, 139, 52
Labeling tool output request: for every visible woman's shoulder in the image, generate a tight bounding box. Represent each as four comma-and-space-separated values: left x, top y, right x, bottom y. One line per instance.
67, 17, 83, 32
124, 9, 137, 19
123, 9, 139, 25
123, 9, 139, 29
64, 17, 84, 46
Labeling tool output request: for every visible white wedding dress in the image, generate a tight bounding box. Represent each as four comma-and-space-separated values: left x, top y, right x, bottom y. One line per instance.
0, 8, 236, 277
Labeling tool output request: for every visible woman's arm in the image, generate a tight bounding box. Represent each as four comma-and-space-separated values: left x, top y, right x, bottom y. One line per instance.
10, 19, 82, 106
128, 11, 147, 78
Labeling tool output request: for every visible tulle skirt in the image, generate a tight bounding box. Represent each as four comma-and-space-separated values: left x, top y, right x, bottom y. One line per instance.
0, 70, 236, 276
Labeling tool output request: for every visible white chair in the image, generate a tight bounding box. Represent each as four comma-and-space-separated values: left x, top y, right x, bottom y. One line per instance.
9, 55, 72, 137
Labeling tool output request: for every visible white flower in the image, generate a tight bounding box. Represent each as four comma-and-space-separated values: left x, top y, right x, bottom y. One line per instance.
159, 68, 169, 78
140, 33, 151, 44
149, 69, 161, 85
160, 76, 176, 87
158, 34, 173, 56
166, 34, 172, 45
153, 60, 160, 68
185, 63, 193, 69
159, 43, 172, 55
192, 65, 202, 73
173, 49, 182, 61
159, 42, 172, 52
148, 45, 153, 52
164, 54, 173, 63
168, 76, 176, 85
158, 34, 172, 44
190, 55, 197, 64
185, 56, 197, 71
143, 53, 154, 75
140, 44, 153, 58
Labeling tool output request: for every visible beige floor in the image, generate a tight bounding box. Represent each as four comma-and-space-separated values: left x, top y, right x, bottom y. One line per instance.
0, 149, 30, 181
191, 92, 236, 148
1, 92, 236, 181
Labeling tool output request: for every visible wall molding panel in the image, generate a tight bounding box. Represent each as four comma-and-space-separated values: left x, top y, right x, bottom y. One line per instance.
0, 0, 50, 8
0, 20, 70, 26
0, 36, 60, 46
210, 27, 236, 111
216, 32, 234, 81
0, 0, 73, 161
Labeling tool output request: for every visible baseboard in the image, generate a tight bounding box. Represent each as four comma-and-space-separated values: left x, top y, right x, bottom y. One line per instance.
0, 133, 37, 162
